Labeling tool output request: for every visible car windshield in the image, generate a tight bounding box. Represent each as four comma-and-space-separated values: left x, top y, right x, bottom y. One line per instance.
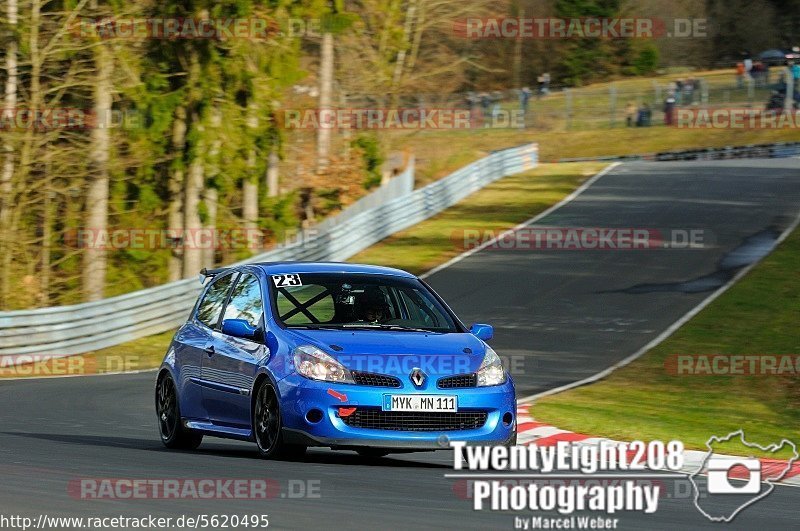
269, 273, 460, 333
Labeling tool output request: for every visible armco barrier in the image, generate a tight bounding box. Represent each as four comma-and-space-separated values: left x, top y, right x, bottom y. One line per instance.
558, 141, 800, 163
0, 143, 538, 357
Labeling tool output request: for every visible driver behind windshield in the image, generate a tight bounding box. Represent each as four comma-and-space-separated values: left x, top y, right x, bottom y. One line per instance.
355, 288, 390, 323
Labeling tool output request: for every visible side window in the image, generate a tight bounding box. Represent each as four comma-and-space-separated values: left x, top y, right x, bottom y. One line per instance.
223, 273, 264, 328
196, 273, 236, 328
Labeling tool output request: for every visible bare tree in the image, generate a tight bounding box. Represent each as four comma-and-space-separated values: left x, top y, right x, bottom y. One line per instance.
182, 111, 204, 278
167, 106, 186, 282
266, 149, 279, 197
243, 101, 260, 249
316, 32, 334, 172
82, 41, 113, 301
202, 105, 222, 268
0, 0, 18, 306
1, 0, 18, 227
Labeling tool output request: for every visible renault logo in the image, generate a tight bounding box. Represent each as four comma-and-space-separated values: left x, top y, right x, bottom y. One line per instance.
410, 368, 426, 387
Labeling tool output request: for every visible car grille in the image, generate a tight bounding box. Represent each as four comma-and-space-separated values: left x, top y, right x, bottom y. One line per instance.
340, 408, 488, 431
352, 371, 402, 388
438, 373, 477, 389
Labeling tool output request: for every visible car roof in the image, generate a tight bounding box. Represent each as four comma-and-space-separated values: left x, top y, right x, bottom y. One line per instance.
248, 261, 417, 279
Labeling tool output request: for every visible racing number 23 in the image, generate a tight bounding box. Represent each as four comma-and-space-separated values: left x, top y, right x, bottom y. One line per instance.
272, 274, 303, 287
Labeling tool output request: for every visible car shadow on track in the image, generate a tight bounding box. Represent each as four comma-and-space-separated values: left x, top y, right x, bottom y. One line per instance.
2, 431, 451, 469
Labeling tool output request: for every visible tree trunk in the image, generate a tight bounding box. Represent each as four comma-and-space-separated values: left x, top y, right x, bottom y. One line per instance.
339, 90, 351, 158
316, 32, 334, 172
40, 154, 53, 305
182, 113, 204, 278
266, 149, 279, 197
167, 106, 186, 282
406, 0, 425, 73
391, 0, 417, 91
201, 187, 217, 268
202, 105, 221, 268
82, 43, 113, 301
1, 0, 18, 226
243, 102, 260, 250
0, 0, 18, 307
512, 5, 524, 88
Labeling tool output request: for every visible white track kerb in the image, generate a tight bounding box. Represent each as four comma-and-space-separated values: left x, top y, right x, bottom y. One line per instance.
515, 405, 800, 488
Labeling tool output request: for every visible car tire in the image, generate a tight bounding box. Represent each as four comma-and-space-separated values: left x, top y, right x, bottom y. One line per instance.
253, 381, 306, 460
156, 372, 203, 450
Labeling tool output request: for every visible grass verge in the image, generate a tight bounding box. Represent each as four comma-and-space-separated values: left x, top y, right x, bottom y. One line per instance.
2, 162, 606, 379
531, 225, 800, 458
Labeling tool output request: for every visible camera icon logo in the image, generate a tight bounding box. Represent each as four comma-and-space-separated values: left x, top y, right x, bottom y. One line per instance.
706, 457, 761, 494
690, 430, 799, 522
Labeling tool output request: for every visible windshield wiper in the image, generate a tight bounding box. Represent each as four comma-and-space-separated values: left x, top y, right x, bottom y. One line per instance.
341, 323, 442, 333
288, 324, 344, 330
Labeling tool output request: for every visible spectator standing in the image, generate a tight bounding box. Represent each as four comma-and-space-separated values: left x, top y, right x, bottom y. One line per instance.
663, 96, 676, 125
519, 87, 531, 113
625, 101, 636, 127
538, 73, 551, 97
683, 78, 695, 104
736, 62, 745, 88
518, 87, 531, 128
479, 92, 490, 125
490, 91, 502, 125
636, 103, 651, 127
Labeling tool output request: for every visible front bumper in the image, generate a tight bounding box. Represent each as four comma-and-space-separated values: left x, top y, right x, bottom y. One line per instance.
276, 373, 516, 450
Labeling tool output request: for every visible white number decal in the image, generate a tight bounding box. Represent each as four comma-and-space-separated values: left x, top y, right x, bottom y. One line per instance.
272, 274, 303, 287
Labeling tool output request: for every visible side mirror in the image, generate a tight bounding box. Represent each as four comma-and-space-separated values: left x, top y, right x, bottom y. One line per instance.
221, 319, 260, 340
470, 323, 493, 341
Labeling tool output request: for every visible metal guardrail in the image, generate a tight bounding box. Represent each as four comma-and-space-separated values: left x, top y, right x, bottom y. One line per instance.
558, 142, 800, 163
0, 143, 538, 358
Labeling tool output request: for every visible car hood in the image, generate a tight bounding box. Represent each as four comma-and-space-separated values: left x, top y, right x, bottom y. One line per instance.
285, 328, 488, 375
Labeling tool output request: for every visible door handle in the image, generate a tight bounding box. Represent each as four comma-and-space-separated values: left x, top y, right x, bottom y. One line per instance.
204, 345, 215, 356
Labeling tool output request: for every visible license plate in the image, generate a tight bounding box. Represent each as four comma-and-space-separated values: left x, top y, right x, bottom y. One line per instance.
382, 394, 458, 412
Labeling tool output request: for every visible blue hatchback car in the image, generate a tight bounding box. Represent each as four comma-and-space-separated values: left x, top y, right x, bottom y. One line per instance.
156, 262, 516, 459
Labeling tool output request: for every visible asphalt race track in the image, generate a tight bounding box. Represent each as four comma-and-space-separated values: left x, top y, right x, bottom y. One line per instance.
2, 159, 799, 530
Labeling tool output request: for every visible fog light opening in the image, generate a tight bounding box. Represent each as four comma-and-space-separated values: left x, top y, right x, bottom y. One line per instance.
502, 412, 514, 427
306, 408, 324, 423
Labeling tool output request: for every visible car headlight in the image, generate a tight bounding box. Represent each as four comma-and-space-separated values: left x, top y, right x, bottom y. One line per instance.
292, 345, 354, 384
476, 347, 506, 386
